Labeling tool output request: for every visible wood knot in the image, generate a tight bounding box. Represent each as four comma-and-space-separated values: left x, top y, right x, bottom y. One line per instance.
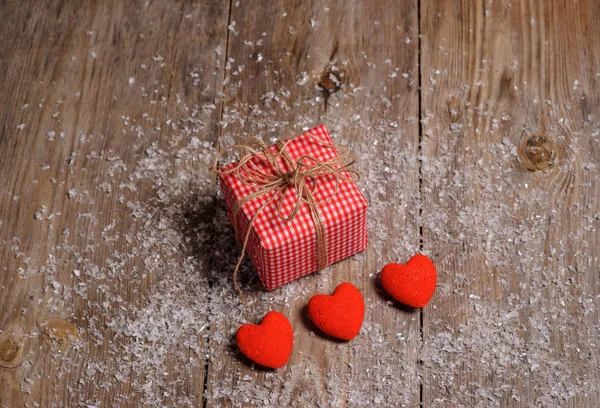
0, 338, 20, 362
447, 95, 461, 123
0, 331, 26, 368
39, 318, 79, 343
519, 134, 557, 171
318, 66, 346, 94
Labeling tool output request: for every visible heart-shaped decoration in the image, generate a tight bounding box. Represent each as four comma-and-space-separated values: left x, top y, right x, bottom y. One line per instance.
236, 311, 293, 369
380, 254, 437, 308
307, 282, 364, 341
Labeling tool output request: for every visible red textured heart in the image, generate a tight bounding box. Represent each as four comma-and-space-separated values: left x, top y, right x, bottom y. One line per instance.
236, 311, 293, 369
381, 254, 437, 308
308, 282, 364, 341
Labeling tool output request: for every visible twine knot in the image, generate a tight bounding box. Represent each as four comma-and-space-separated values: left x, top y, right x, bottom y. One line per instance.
281, 169, 299, 187
211, 131, 359, 303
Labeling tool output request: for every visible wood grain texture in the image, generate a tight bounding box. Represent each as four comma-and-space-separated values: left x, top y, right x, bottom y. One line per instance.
0, 0, 228, 406
420, 1, 600, 407
205, 0, 421, 407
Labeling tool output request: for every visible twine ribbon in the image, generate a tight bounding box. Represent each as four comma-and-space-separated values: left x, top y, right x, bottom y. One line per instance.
211, 132, 359, 302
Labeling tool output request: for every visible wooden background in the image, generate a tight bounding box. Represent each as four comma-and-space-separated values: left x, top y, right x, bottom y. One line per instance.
1, 0, 598, 407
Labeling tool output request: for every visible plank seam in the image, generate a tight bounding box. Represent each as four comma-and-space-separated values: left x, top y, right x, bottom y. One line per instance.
417, 0, 425, 407
203, 0, 234, 407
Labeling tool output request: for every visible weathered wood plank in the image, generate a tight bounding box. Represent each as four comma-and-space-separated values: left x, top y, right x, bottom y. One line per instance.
0, 1, 228, 406
206, 1, 421, 407
420, 1, 600, 406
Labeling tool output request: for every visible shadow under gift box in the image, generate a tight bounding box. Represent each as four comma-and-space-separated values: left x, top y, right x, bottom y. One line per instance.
218, 125, 368, 291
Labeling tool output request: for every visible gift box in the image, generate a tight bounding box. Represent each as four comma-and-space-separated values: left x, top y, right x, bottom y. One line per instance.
217, 125, 368, 291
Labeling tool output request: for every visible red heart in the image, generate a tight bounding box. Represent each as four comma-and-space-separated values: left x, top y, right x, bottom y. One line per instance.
236, 311, 293, 369
380, 254, 437, 308
308, 282, 364, 341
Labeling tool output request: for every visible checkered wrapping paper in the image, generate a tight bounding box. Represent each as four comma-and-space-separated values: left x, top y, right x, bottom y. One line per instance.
218, 125, 369, 290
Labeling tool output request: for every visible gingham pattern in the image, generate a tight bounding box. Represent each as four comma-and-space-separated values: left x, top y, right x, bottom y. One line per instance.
219, 125, 368, 290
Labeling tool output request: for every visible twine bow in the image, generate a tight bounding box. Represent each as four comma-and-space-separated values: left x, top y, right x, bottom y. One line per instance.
211, 132, 359, 302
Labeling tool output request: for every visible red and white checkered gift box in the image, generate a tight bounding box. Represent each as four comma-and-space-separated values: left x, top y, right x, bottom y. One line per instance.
218, 125, 368, 290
